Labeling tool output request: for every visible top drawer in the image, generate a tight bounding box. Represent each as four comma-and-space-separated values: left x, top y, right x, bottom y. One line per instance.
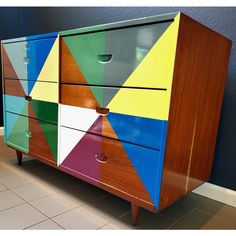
61, 20, 178, 89
2, 37, 58, 82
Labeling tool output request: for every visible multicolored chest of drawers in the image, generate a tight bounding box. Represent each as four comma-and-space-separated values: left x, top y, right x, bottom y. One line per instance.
1, 12, 232, 225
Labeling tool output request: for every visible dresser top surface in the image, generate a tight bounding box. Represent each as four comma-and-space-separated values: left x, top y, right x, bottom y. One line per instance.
60, 12, 179, 36
1, 32, 58, 44
1, 11, 179, 44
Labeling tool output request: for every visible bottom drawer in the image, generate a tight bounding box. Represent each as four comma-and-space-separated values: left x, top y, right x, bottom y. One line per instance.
59, 126, 162, 206
5, 112, 57, 164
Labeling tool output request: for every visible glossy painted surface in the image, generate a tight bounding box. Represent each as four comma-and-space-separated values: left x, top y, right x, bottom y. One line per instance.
60, 104, 167, 150
62, 32, 105, 105
5, 112, 29, 153
61, 84, 170, 120
60, 12, 178, 36
3, 41, 28, 80
29, 115, 58, 163
2, 36, 58, 84
59, 126, 161, 206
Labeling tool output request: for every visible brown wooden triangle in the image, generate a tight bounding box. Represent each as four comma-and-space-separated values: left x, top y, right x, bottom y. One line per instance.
2, 47, 25, 97
102, 116, 118, 139
2, 46, 18, 79
99, 120, 153, 203
61, 38, 87, 84
28, 103, 55, 163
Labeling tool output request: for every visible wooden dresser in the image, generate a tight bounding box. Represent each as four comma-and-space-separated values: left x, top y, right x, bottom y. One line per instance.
1, 12, 232, 225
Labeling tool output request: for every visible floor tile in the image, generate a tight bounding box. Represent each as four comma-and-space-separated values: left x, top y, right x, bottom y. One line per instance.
30, 193, 82, 217
11, 182, 55, 202
99, 222, 131, 230
26, 219, 64, 230
0, 203, 47, 229
52, 206, 109, 229
0, 173, 32, 189
159, 201, 196, 222
117, 209, 175, 229
0, 183, 7, 192
57, 183, 108, 205
0, 164, 15, 178
0, 190, 25, 211
170, 208, 214, 229
212, 205, 236, 225
201, 215, 236, 229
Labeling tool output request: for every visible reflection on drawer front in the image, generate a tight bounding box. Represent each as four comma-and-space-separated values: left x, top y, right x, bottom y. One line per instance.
60, 104, 167, 150
61, 84, 170, 120
59, 126, 163, 206
2, 41, 28, 80
61, 21, 175, 89
2, 37, 58, 82
5, 112, 57, 163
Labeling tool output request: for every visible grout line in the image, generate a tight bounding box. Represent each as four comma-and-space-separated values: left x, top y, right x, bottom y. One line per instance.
167, 207, 198, 229
23, 219, 53, 230
8, 188, 51, 221
49, 218, 66, 230
0, 201, 27, 213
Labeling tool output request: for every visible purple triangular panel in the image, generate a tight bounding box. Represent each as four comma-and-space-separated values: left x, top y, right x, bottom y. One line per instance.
61, 116, 102, 183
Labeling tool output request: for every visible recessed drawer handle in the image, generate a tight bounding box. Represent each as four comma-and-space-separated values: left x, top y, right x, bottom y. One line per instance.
95, 153, 107, 163
97, 54, 112, 64
24, 95, 32, 101
25, 129, 32, 138
96, 107, 109, 116
23, 56, 30, 64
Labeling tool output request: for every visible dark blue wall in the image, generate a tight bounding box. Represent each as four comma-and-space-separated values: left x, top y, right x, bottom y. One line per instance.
0, 7, 235, 190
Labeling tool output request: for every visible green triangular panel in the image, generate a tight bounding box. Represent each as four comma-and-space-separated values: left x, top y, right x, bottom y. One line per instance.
63, 32, 106, 106
38, 119, 58, 162
6, 105, 29, 153
30, 100, 58, 124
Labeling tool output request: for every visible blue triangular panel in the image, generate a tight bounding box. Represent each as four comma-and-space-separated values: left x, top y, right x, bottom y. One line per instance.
119, 119, 168, 208
27, 37, 56, 94
107, 112, 165, 150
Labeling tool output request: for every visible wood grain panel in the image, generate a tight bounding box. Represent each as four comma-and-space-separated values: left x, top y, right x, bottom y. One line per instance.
159, 13, 232, 210
4, 79, 26, 97
61, 84, 99, 108
60, 38, 86, 84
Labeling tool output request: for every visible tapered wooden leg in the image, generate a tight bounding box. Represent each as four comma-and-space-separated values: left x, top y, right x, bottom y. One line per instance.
16, 150, 22, 166
131, 203, 140, 226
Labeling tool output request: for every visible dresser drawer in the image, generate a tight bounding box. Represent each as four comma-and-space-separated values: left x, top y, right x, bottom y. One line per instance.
61, 21, 174, 89
60, 104, 167, 150
5, 112, 57, 163
59, 126, 162, 205
4, 80, 58, 104
4, 94, 58, 124
2, 37, 57, 81
61, 84, 170, 120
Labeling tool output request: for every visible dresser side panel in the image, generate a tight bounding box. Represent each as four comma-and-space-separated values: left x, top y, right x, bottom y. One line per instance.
159, 13, 232, 209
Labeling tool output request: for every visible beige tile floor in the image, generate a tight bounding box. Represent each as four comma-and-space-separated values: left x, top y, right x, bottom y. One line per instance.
0, 136, 236, 229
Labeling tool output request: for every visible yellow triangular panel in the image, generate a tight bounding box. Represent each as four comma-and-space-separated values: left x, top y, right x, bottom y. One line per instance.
37, 37, 59, 83
29, 82, 58, 103
107, 14, 180, 121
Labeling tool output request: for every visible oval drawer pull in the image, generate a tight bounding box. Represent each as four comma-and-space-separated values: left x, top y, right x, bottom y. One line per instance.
96, 107, 109, 116
23, 56, 30, 64
25, 129, 32, 138
24, 95, 32, 101
95, 153, 107, 163
25, 42, 29, 50
97, 54, 112, 64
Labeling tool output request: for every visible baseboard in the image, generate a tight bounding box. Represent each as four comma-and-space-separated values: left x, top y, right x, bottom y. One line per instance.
193, 182, 236, 207
0, 127, 4, 136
